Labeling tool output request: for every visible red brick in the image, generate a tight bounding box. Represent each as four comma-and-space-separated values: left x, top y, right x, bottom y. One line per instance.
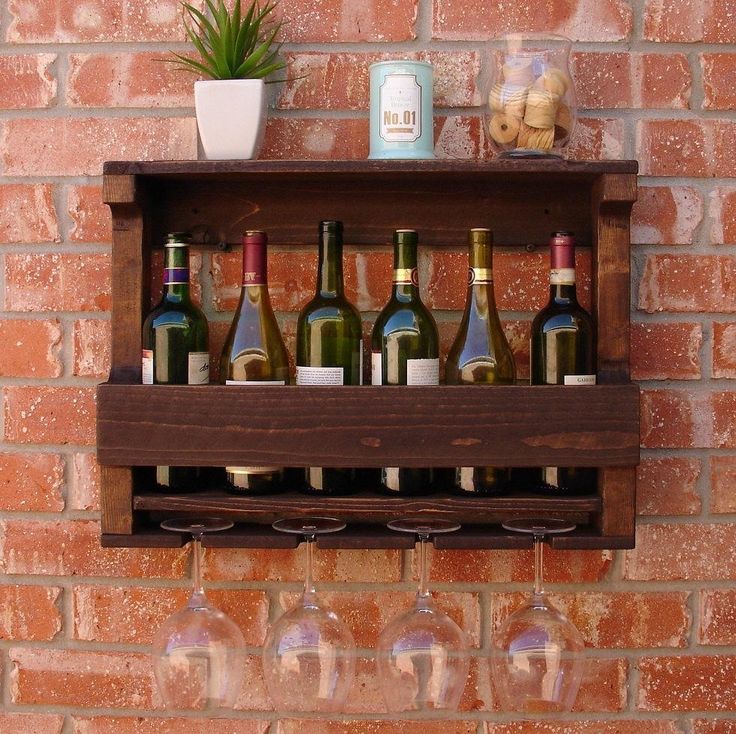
700, 590, 736, 645
638, 255, 736, 313
4, 386, 96, 446
205, 546, 401, 583
0, 184, 59, 244
711, 187, 736, 244
713, 392, 736, 447
636, 456, 702, 516
68, 185, 112, 243
74, 319, 111, 378
68, 52, 192, 108
694, 723, 736, 734
278, 722, 476, 734
5, 253, 110, 312
277, 0, 416, 42
575, 657, 627, 713
0, 319, 62, 377
0, 54, 56, 108
712, 455, 736, 514
638, 655, 736, 711
485, 723, 681, 734
439, 115, 490, 160
7, 0, 187, 42
429, 546, 612, 584
0, 585, 61, 640
74, 719, 269, 734
702, 54, 736, 110
644, 0, 736, 42
0, 714, 64, 734
632, 186, 703, 245
432, 0, 632, 41
631, 321, 702, 380
0, 520, 187, 578
640, 390, 698, 449
73, 585, 268, 645
573, 52, 690, 109
68, 452, 100, 511
0, 452, 64, 512
10, 648, 153, 708
345, 248, 393, 312
233, 654, 271, 711
625, 523, 736, 581
567, 117, 625, 161
493, 590, 689, 648
638, 119, 736, 177
1, 117, 196, 176
713, 322, 736, 378
262, 118, 368, 160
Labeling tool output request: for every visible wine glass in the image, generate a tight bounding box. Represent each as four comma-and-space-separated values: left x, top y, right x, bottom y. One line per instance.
262, 516, 356, 712
152, 518, 246, 710
376, 518, 470, 712
491, 518, 585, 713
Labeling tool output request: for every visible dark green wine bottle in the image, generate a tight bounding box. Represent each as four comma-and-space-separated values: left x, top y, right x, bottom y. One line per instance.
371, 229, 439, 495
296, 221, 363, 494
142, 232, 209, 492
530, 230, 597, 495
445, 228, 516, 494
220, 230, 291, 493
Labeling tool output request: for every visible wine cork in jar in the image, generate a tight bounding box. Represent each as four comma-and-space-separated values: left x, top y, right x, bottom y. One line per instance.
542, 67, 570, 96
502, 56, 534, 86
516, 121, 535, 148
525, 126, 555, 150
554, 102, 573, 141
488, 113, 520, 145
523, 89, 559, 129
502, 85, 529, 118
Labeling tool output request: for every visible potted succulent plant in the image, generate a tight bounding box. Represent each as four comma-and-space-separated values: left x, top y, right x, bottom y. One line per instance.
171, 0, 287, 160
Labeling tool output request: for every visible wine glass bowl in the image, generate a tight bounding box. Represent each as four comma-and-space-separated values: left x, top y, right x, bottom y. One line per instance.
376, 518, 470, 712
262, 516, 356, 712
491, 518, 585, 714
152, 518, 246, 711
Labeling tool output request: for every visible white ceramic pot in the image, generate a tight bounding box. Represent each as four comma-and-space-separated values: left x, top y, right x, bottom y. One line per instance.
194, 79, 268, 160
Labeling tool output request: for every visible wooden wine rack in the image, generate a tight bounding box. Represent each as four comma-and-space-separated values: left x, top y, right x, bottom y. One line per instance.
98, 158, 639, 550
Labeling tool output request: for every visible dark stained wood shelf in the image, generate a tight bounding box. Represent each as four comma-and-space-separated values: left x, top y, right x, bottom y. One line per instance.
99, 158, 640, 551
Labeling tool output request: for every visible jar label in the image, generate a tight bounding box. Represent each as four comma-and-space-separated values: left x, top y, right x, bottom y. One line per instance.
379, 73, 422, 143
142, 349, 153, 384
563, 374, 596, 385
407, 358, 439, 385
188, 352, 210, 384
296, 366, 344, 385
469, 267, 493, 285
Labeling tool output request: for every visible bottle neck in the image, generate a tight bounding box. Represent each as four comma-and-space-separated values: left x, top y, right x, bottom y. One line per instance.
317, 232, 344, 298
392, 241, 419, 301
549, 268, 579, 305
467, 239, 496, 311
163, 245, 191, 302
243, 241, 268, 289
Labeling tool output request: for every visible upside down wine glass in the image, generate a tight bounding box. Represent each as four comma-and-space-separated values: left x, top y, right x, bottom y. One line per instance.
491, 518, 585, 713
377, 518, 470, 711
262, 516, 356, 712
152, 518, 246, 710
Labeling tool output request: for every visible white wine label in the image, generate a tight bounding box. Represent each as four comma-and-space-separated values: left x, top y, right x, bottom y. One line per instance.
393, 268, 419, 286
296, 366, 344, 385
550, 268, 576, 285
469, 267, 493, 285
379, 73, 422, 142
371, 351, 382, 385
187, 352, 210, 385
225, 379, 286, 385
142, 349, 153, 384
564, 374, 597, 386
407, 358, 440, 385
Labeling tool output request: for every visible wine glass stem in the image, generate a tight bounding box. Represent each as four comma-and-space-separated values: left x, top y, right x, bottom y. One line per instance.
417, 534, 430, 599
533, 533, 544, 596
191, 534, 205, 603
304, 535, 317, 598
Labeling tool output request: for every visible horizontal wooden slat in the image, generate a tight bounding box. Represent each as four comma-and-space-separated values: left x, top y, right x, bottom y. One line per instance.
97, 383, 639, 468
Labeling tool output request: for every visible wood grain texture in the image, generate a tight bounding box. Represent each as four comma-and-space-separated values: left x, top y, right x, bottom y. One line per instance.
100, 465, 134, 535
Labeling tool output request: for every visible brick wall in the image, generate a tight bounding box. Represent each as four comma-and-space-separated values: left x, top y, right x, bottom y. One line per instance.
0, 0, 734, 731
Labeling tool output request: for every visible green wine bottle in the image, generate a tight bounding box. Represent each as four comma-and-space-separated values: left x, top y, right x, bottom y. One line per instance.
530, 230, 597, 495
142, 232, 209, 492
296, 221, 363, 494
371, 229, 439, 495
220, 230, 291, 493
445, 228, 516, 494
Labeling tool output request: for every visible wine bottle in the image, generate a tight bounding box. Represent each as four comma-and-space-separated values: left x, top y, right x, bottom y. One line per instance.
445, 228, 516, 494
296, 220, 363, 493
142, 232, 209, 491
530, 230, 597, 495
371, 229, 439, 495
220, 230, 290, 493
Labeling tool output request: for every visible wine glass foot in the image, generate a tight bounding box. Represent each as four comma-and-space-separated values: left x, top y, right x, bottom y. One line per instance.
387, 517, 461, 536
502, 517, 576, 536
272, 516, 346, 536
161, 517, 234, 535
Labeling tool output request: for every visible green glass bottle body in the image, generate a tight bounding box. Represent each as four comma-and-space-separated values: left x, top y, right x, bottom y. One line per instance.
296, 221, 363, 494
220, 230, 291, 493
445, 228, 516, 494
530, 231, 597, 495
371, 229, 439, 495
141, 233, 209, 492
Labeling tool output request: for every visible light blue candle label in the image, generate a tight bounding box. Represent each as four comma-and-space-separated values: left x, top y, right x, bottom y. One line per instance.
379, 74, 422, 143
